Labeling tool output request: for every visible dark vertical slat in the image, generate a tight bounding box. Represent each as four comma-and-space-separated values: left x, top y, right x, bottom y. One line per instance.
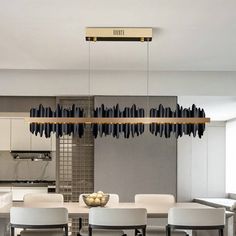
166, 225, 171, 236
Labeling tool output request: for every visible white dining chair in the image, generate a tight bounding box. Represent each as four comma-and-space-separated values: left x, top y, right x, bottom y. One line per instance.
88, 208, 147, 236
23, 193, 64, 206
10, 207, 68, 236
134, 194, 186, 236
78, 193, 120, 236
166, 207, 225, 236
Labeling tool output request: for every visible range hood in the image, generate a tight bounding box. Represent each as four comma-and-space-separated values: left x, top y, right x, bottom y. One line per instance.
10, 151, 52, 161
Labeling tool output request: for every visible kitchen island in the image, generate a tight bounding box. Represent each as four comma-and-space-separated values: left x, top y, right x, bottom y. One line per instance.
0, 181, 55, 201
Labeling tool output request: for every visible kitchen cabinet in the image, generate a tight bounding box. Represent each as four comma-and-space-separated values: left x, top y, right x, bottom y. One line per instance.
31, 134, 52, 151
11, 119, 31, 150
11, 118, 55, 151
0, 119, 11, 150
51, 133, 56, 151
0, 117, 56, 151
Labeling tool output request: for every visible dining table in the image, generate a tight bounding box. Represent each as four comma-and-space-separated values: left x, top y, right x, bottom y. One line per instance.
0, 201, 234, 236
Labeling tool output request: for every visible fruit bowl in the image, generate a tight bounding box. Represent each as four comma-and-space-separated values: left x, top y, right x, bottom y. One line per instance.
83, 192, 110, 207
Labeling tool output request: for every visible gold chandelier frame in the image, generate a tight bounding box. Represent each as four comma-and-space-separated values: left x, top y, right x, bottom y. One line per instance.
25, 117, 210, 125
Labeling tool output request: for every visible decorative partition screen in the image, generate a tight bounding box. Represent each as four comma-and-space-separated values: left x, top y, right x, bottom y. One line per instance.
56, 97, 94, 235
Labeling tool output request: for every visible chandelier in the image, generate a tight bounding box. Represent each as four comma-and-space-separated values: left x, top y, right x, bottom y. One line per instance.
26, 28, 210, 139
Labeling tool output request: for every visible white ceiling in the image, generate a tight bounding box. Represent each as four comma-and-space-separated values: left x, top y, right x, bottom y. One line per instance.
1, 0, 236, 121
1, 0, 236, 70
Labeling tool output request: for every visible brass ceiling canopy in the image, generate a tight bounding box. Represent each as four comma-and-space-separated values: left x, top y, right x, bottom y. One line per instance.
85, 27, 152, 42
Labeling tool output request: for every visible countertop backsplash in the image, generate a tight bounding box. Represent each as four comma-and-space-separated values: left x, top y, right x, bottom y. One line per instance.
0, 151, 56, 181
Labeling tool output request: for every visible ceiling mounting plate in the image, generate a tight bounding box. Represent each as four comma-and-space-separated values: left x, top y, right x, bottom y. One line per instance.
85, 27, 152, 42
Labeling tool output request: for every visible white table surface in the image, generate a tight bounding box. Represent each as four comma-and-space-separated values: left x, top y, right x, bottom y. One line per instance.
0, 202, 234, 236
0, 201, 233, 218
195, 198, 236, 211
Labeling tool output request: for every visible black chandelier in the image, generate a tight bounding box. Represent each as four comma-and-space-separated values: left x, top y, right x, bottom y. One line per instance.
28, 29, 210, 139
149, 104, 206, 138
93, 104, 145, 138
28, 103, 208, 139
30, 104, 84, 138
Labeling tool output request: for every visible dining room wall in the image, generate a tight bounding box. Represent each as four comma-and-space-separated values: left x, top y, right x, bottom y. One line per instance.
94, 96, 177, 202
177, 121, 226, 201
225, 118, 236, 194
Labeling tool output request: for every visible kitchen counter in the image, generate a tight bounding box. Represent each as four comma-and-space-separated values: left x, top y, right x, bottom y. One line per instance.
0, 180, 55, 187
0, 181, 56, 201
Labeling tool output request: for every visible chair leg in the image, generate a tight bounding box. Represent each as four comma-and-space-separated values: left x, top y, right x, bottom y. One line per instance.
65, 225, 68, 236
79, 218, 82, 231
142, 228, 146, 236
219, 228, 224, 236
166, 225, 171, 236
77, 218, 83, 236
10, 227, 14, 236
88, 227, 92, 236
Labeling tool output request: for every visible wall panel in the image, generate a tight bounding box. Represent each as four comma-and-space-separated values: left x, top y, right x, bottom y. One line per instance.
94, 96, 177, 202
177, 122, 226, 201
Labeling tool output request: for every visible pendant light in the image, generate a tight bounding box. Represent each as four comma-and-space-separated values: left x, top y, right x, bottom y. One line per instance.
27, 27, 210, 138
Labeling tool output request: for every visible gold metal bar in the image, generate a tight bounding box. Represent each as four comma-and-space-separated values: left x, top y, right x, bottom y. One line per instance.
25, 117, 210, 124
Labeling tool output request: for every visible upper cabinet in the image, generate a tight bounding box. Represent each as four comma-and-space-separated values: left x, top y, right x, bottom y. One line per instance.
11, 118, 31, 150
0, 119, 11, 150
51, 133, 56, 151
31, 134, 52, 151
10, 118, 55, 151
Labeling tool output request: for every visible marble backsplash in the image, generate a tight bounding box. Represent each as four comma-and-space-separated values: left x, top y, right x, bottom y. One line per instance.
0, 151, 55, 180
